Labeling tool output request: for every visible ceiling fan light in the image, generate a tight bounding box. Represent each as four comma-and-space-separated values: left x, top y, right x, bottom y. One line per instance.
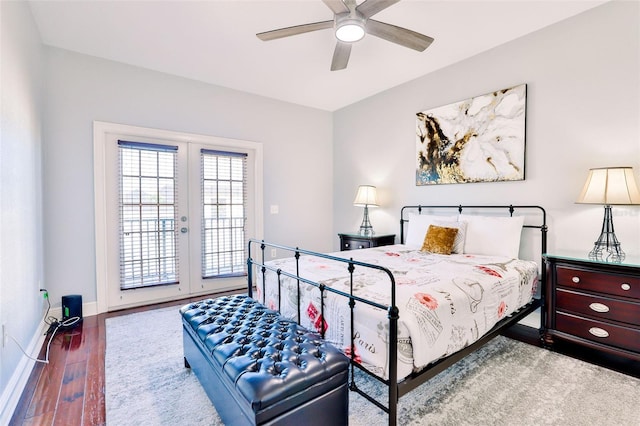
336, 21, 365, 42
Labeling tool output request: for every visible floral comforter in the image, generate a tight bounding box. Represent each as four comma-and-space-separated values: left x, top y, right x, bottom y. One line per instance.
257, 244, 538, 380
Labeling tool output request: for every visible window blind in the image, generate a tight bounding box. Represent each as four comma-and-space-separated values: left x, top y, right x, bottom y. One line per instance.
118, 140, 179, 289
201, 149, 248, 278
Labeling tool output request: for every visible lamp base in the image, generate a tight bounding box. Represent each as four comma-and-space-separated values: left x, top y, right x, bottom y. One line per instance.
358, 226, 374, 237
358, 205, 375, 237
588, 205, 625, 262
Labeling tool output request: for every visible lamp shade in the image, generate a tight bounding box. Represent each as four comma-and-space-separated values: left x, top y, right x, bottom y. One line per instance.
576, 167, 640, 205
353, 185, 379, 207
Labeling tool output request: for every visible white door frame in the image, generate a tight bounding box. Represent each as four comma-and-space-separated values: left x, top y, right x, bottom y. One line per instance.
93, 121, 263, 313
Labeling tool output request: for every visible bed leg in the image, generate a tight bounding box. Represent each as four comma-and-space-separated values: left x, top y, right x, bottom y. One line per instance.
389, 404, 397, 426
184, 357, 191, 369
388, 306, 399, 426
542, 332, 554, 349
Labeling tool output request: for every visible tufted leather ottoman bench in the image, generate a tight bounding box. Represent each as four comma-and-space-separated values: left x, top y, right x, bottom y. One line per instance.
180, 295, 349, 425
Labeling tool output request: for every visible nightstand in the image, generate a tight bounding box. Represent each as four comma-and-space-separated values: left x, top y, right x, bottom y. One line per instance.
338, 233, 395, 251
543, 253, 640, 363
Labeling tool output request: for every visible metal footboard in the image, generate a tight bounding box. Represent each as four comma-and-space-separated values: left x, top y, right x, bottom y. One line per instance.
247, 239, 402, 424
246, 204, 547, 426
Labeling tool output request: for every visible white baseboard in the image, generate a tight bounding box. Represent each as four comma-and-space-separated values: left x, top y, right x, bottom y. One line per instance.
0, 320, 48, 425
0, 300, 97, 424
49, 300, 98, 321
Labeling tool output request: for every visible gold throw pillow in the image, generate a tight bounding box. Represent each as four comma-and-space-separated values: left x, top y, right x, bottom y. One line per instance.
421, 225, 459, 255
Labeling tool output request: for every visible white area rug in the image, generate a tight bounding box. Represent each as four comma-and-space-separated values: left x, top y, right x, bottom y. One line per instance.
105, 306, 640, 425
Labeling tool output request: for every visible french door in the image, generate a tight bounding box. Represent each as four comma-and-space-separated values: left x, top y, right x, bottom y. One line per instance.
94, 122, 263, 312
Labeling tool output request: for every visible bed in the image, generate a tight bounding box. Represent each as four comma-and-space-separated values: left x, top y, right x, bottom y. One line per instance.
247, 205, 547, 425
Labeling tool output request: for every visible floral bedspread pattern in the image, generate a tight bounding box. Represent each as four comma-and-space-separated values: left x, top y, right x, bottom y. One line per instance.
258, 244, 538, 380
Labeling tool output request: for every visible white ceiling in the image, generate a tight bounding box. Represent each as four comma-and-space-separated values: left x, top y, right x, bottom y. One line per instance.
27, 0, 606, 111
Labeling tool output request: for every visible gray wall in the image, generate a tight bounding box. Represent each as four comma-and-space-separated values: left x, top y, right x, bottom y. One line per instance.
43, 48, 334, 305
333, 1, 640, 258
0, 1, 45, 418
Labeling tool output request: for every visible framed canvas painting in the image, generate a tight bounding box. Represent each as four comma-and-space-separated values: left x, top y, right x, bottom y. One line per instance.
416, 84, 526, 185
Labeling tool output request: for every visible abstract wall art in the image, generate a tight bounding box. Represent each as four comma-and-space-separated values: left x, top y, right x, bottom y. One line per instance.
416, 84, 527, 185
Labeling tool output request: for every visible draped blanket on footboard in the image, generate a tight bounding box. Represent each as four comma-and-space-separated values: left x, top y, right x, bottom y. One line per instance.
257, 245, 538, 381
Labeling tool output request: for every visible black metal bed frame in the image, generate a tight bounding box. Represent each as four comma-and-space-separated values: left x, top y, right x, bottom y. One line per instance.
247, 205, 547, 426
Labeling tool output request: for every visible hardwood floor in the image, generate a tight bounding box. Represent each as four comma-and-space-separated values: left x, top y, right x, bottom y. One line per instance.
9, 298, 639, 425
9, 292, 235, 426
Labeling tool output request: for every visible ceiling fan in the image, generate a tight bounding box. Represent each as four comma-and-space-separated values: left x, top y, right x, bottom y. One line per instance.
256, 0, 434, 71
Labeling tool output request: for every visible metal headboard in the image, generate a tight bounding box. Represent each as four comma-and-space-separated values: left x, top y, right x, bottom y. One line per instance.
400, 204, 547, 255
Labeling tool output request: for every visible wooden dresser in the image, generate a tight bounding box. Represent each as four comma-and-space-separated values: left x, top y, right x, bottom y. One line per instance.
543, 253, 640, 362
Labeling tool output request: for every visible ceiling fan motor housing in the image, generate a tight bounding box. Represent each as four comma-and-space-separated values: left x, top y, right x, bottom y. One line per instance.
334, 12, 367, 42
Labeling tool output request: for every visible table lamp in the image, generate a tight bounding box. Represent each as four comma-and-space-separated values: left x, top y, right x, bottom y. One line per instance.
353, 185, 378, 236
576, 166, 640, 262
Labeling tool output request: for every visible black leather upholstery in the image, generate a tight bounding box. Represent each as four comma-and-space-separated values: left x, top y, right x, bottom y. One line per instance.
181, 295, 349, 425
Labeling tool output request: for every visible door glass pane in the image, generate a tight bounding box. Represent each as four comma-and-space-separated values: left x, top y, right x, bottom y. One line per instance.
201, 150, 247, 278
118, 141, 179, 289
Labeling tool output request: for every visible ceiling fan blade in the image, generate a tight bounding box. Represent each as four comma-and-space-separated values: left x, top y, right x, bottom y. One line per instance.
365, 19, 434, 51
257, 20, 333, 41
356, 0, 400, 18
322, 0, 349, 15
331, 41, 352, 71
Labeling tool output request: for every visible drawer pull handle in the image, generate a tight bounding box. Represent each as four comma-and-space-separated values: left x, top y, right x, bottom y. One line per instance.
571, 276, 580, 284
588, 327, 609, 338
345, 243, 350, 247
621, 283, 630, 291
589, 303, 610, 313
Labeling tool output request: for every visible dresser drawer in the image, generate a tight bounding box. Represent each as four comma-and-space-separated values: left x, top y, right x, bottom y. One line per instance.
339, 234, 395, 251
556, 289, 640, 326
556, 311, 640, 353
556, 266, 640, 299
342, 239, 371, 250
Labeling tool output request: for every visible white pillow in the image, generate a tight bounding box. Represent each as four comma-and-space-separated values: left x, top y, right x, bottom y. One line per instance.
459, 214, 524, 258
447, 220, 467, 254
405, 213, 457, 248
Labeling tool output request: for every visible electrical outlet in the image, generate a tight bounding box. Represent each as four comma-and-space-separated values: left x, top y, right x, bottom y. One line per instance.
2, 323, 7, 348
271, 248, 277, 258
